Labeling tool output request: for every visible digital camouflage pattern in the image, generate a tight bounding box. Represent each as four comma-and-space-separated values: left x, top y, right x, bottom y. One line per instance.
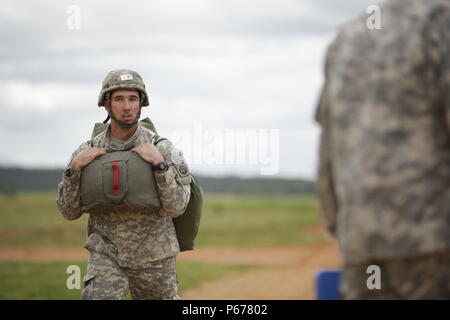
97, 69, 150, 107
316, 0, 450, 265
341, 252, 450, 299
81, 252, 179, 300
57, 123, 191, 299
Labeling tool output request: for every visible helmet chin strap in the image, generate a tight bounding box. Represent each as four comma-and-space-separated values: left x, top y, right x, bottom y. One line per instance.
108, 108, 141, 128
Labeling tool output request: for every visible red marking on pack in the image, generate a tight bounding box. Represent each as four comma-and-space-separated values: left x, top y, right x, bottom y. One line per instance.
112, 161, 120, 195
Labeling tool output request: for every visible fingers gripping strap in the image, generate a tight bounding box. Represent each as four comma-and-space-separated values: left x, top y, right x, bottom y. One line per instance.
112, 161, 120, 195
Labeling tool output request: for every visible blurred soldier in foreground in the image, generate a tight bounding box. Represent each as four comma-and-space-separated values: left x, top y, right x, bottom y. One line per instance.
316, 0, 450, 299
57, 70, 192, 299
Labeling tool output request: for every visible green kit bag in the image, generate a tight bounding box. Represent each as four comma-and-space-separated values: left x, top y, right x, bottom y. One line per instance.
82, 117, 203, 252
80, 150, 161, 214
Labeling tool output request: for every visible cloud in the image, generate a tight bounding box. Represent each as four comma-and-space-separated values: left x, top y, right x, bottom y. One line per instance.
0, 0, 381, 178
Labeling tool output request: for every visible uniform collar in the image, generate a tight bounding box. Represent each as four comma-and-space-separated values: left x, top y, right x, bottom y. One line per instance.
106, 123, 142, 151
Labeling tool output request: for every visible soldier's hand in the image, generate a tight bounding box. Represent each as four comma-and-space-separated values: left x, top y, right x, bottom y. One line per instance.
132, 143, 164, 166
70, 147, 107, 172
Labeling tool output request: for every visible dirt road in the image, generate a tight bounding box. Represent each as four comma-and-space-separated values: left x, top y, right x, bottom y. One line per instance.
179, 243, 341, 299
0, 242, 341, 300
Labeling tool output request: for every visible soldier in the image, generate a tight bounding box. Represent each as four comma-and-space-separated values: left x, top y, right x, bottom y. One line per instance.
57, 69, 191, 299
316, 0, 450, 299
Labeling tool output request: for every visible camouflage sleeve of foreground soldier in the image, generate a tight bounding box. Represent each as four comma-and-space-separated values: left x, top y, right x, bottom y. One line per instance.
56, 142, 90, 221
315, 40, 339, 236
153, 139, 191, 218
431, 6, 450, 132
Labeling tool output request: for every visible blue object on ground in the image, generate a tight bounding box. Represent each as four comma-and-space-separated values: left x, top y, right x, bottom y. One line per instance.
316, 269, 342, 300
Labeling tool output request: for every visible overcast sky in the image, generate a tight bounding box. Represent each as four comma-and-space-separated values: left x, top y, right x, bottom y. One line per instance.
0, 0, 377, 179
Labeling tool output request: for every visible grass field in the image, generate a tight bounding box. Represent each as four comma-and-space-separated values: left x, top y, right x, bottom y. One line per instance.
0, 192, 324, 299
0, 260, 257, 299
0, 192, 324, 248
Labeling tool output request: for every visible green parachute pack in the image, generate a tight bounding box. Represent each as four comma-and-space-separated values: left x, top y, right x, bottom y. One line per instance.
84, 117, 203, 252
80, 149, 162, 214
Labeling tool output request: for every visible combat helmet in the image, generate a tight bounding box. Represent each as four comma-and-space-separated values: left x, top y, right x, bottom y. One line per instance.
97, 69, 150, 107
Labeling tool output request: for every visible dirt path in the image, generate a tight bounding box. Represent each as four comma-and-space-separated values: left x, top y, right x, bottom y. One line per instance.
0, 242, 341, 300
179, 243, 341, 300
0, 247, 90, 262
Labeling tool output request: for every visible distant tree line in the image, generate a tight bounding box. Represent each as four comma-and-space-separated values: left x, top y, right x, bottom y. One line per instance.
0, 167, 315, 195
197, 176, 315, 195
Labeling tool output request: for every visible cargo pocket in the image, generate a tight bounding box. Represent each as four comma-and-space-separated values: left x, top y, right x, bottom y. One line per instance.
84, 233, 118, 257
84, 233, 104, 254
176, 174, 192, 186
83, 273, 96, 288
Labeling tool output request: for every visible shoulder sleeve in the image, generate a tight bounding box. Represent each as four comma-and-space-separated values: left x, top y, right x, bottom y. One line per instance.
315, 38, 339, 236
315, 38, 338, 125
154, 139, 191, 218
56, 141, 90, 221
424, 4, 450, 131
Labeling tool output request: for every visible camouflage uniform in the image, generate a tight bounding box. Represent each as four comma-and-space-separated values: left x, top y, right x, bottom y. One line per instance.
316, 0, 450, 299
57, 123, 191, 299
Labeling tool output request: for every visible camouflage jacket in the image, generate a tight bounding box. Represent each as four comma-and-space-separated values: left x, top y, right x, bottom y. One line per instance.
316, 0, 450, 264
56, 123, 191, 268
